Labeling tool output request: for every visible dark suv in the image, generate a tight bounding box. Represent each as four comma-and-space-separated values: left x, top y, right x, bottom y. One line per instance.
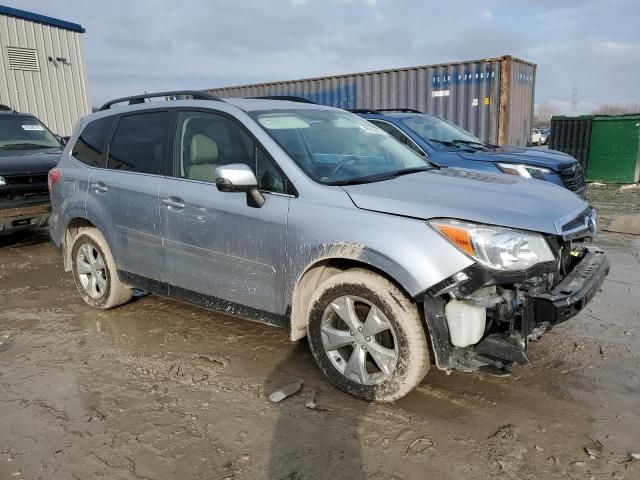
0, 105, 63, 235
354, 109, 586, 197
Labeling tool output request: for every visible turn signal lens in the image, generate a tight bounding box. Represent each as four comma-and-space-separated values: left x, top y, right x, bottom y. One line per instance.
434, 224, 475, 256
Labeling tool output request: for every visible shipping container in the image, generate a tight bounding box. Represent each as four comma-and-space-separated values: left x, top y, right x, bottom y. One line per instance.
549, 115, 593, 171
207, 55, 536, 146
587, 114, 640, 184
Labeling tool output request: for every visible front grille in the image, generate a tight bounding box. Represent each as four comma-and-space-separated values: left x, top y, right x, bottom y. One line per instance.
561, 207, 591, 232
559, 163, 586, 192
559, 207, 597, 240
3, 173, 48, 185
0, 173, 49, 202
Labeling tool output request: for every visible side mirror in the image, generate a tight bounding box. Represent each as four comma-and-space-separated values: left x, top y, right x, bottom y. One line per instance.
55, 134, 68, 146
214, 163, 265, 208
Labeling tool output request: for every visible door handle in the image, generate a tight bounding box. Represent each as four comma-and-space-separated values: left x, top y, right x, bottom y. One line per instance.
161, 197, 185, 210
90, 182, 108, 193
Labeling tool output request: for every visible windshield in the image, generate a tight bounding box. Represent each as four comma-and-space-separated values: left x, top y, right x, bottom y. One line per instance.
0, 115, 61, 149
250, 109, 432, 185
401, 115, 488, 151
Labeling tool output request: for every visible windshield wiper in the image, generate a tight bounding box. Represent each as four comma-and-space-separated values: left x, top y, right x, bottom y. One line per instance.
451, 139, 491, 151
382, 166, 432, 178
0, 143, 53, 149
327, 166, 431, 186
427, 138, 474, 152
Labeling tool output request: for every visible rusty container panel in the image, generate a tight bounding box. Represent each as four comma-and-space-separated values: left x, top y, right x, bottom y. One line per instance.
208, 55, 536, 146
502, 57, 536, 147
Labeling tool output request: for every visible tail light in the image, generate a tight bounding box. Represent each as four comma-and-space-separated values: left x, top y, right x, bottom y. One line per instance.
48, 168, 62, 191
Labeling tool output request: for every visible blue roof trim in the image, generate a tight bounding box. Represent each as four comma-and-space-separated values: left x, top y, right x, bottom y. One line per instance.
0, 5, 85, 33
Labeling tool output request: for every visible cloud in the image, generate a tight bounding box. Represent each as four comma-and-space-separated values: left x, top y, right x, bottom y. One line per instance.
5, 0, 640, 112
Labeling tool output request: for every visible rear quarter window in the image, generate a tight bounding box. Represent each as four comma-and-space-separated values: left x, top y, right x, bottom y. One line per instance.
71, 116, 115, 168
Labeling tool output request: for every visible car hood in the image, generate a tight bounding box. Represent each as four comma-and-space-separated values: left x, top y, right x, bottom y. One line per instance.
457, 146, 575, 171
343, 168, 588, 235
0, 148, 61, 175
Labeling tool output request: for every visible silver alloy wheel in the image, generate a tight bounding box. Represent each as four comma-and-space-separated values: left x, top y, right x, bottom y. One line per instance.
320, 295, 398, 385
76, 243, 108, 299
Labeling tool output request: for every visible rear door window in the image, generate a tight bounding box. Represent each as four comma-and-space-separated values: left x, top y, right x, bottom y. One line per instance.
108, 111, 169, 175
71, 117, 114, 168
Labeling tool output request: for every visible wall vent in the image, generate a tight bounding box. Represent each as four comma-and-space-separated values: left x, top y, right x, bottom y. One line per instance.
6, 46, 40, 71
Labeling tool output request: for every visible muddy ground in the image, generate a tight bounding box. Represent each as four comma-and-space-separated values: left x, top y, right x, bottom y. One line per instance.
1, 185, 639, 480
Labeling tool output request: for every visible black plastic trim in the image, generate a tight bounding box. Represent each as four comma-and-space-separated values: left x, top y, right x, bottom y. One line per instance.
118, 270, 287, 329
376, 108, 423, 113
530, 249, 609, 324
99, 90, 223, 111
248, 96, 316, 104
422, 296, 452, 370
348, 109, 382, 114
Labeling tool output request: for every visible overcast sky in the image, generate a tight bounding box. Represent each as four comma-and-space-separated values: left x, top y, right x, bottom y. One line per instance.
7, 0, 640, 113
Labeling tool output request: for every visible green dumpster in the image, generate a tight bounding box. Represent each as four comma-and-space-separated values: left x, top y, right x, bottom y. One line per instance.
587, 114, 640, 183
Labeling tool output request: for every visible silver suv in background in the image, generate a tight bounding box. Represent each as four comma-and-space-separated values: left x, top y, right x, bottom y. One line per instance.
49, 91, 609, 401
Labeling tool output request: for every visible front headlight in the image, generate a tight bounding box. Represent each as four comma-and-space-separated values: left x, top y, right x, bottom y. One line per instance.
430, 219, 555, 271
497, 163, 550, 180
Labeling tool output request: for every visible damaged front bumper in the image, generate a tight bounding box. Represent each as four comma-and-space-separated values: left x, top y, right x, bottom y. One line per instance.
422, 246, 610, 375
530, 249, 609, 324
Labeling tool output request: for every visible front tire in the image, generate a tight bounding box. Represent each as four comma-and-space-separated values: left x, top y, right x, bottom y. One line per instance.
70, 228, 133, 309
307, 268, 430, 402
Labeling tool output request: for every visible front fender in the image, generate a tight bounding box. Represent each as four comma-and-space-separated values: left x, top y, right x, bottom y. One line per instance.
285, 196, 474, 339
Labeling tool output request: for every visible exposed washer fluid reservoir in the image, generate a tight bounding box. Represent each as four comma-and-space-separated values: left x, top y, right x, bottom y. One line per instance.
445, 300, 486, 348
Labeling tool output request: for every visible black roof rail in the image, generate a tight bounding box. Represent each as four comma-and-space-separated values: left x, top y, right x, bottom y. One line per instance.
377, 108, 423, 113
248, 95, 316, 104
348, 108, 382, 114
98, 90, 223, 111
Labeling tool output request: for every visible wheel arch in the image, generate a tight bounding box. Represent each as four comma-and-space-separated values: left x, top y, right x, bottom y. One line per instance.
61, 216, 104, 271
288, 250, 418, 341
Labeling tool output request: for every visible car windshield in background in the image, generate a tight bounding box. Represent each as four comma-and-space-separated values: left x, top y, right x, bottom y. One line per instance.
251, 109, 432, 185
401, 115, 489, 152
0, 116, 60, 149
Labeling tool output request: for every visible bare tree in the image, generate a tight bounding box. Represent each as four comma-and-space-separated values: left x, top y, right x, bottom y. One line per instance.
533, 102, 556, 126
591, 103, 640, 115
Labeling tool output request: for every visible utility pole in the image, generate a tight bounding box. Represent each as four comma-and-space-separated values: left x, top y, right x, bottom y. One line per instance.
570, 83, 578, 115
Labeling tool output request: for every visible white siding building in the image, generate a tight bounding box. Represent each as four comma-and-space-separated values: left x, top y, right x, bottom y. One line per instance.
0, 5, 90, 135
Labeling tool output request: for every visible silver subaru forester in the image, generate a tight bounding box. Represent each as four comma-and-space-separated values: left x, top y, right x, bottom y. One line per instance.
49, 91, 609, 401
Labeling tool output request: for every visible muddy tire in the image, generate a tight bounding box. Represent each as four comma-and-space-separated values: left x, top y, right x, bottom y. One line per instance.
307, 268, 430, 402
70, 228, 133, 309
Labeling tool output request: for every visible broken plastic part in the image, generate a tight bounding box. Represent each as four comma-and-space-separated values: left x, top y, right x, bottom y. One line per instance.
268, 380, 303, 402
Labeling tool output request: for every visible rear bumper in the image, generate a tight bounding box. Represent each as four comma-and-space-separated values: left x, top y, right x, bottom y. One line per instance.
0, 203, 51, 235
530, 248, 609, 324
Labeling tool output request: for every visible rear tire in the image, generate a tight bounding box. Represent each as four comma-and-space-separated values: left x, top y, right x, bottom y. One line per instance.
307, 268, 430, 402
70, 228, 133, 309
